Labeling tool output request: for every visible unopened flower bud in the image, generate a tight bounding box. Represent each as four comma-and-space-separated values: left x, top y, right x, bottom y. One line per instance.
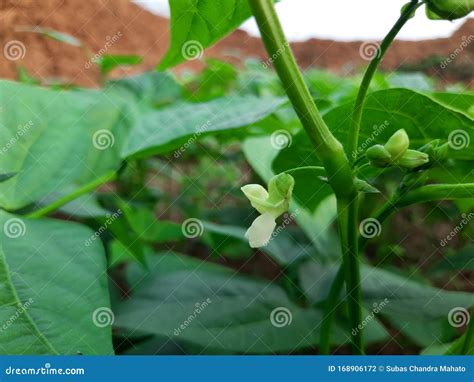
367, 144, 392, 167
425, 0, 474, 20
395, 149, 430, 169
384, 129, 409, 161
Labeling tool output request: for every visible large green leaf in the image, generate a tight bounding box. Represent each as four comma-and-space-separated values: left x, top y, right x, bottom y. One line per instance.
429, 92, 474, 119
121, 96, 286, 159
0, 211, 113, 354
115, 253, 385, 353
159, 0, 253, 70
299, 261, 474, 347
0, 80, 128, 210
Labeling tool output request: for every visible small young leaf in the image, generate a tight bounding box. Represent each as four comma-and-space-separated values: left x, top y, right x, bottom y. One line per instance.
97, 55, 143, 77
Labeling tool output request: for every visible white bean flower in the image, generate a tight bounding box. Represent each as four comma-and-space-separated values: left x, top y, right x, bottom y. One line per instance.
241, 173, 295, 248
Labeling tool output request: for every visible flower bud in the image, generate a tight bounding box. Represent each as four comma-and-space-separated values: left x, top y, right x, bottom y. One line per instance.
426, 0, 474, 20
395, 149, 430, 169
366, 144, 392, 167
267, 173, 294, 206
384, 129, 409, 161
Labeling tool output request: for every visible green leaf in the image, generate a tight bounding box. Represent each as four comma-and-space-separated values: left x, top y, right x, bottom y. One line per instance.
299, 261, 474, 347
106, 71, 182, 107
445, 330, 474, 355
0, 211, 113, 354
184, 59, 238, 102
115, 253, 384, 353
272, 133, 333, 212
122, 96, 286, 159
0, 80, 128, 210
429, 92, 474, 119
430, 245, 474, 274
159, 0, 253, 70
97, 55, 143, 77
120, 203, 184, 243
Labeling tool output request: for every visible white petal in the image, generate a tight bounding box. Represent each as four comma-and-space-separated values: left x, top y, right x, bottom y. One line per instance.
241, 184, 270, 215
245, 213, 276, 248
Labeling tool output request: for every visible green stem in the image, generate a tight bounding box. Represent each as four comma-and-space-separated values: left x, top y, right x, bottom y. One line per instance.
461, 307, 474, 355
249, 0, 363, 354
397, 183, 474, 207
283, 166, 325, 175
337, 194, 364, 354
319, 265, 345, 354
324, 182, 474, 351
27, 171, 116, 218
248, 0, 355, 198
319, 1, 422, 353
348, 0, 422, 163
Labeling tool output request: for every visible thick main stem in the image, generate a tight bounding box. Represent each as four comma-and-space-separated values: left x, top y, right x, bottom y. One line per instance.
348, 0, 422, 162
248, 0, 355, 199
337, 195, 364, 354
248, 0, 363, 354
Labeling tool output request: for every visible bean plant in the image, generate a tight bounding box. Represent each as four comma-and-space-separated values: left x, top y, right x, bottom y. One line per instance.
0, 0, 473, 356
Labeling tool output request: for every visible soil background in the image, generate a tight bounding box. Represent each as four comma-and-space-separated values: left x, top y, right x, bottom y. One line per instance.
0, 0, 473, 87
